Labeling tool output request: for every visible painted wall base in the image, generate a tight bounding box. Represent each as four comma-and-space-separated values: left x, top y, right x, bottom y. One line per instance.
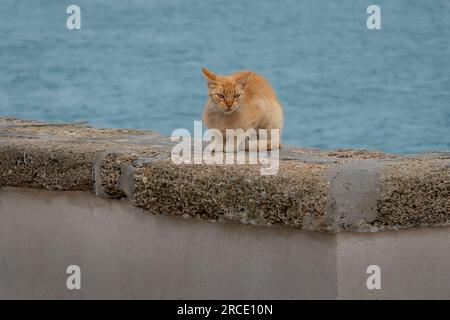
0, 187, 448, 299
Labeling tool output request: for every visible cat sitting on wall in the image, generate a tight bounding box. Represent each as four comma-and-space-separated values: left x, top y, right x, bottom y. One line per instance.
202, 68, 284, 151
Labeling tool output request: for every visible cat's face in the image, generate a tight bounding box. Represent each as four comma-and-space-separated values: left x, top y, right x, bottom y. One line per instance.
202, 68, 251, 114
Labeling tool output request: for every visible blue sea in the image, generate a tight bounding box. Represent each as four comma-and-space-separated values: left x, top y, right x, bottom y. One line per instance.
0, 0, 449, 153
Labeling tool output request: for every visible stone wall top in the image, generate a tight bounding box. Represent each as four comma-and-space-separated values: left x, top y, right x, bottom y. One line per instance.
0, 117, 449, 232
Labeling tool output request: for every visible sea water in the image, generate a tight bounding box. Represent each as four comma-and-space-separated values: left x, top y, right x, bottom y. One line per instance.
0, 0, 449, 153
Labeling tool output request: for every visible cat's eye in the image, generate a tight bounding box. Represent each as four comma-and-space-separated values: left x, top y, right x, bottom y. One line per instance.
234, 94, 241, 98
217, 93, 225, 99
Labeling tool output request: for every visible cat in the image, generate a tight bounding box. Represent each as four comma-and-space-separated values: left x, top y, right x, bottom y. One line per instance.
201, 68, 283, 151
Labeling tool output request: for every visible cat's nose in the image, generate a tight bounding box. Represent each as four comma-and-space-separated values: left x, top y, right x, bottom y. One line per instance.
225, 101, 233, 108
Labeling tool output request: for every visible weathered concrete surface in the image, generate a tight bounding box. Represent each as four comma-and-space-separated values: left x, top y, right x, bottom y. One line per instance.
0, 118, 172, 191
325, 160, 384, 232
131, 161, 329, 228
374, 158, 450, 229
1, 187, 448, 299
1, 117, 449, 232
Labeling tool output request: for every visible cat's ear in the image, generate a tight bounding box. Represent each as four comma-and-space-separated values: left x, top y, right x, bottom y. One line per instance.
202, 67, 218, 88
236, 72, 252, 87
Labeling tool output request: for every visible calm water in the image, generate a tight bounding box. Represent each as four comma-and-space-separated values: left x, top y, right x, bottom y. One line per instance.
0, 0, 449, 153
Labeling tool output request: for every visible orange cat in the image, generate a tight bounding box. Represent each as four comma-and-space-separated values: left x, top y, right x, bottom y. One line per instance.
202, 68, 283, 151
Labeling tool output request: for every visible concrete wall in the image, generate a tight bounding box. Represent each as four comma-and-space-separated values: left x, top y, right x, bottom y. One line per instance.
1, 187, 448, 299
0, 187, 336, 299
337, 229, 450, 299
